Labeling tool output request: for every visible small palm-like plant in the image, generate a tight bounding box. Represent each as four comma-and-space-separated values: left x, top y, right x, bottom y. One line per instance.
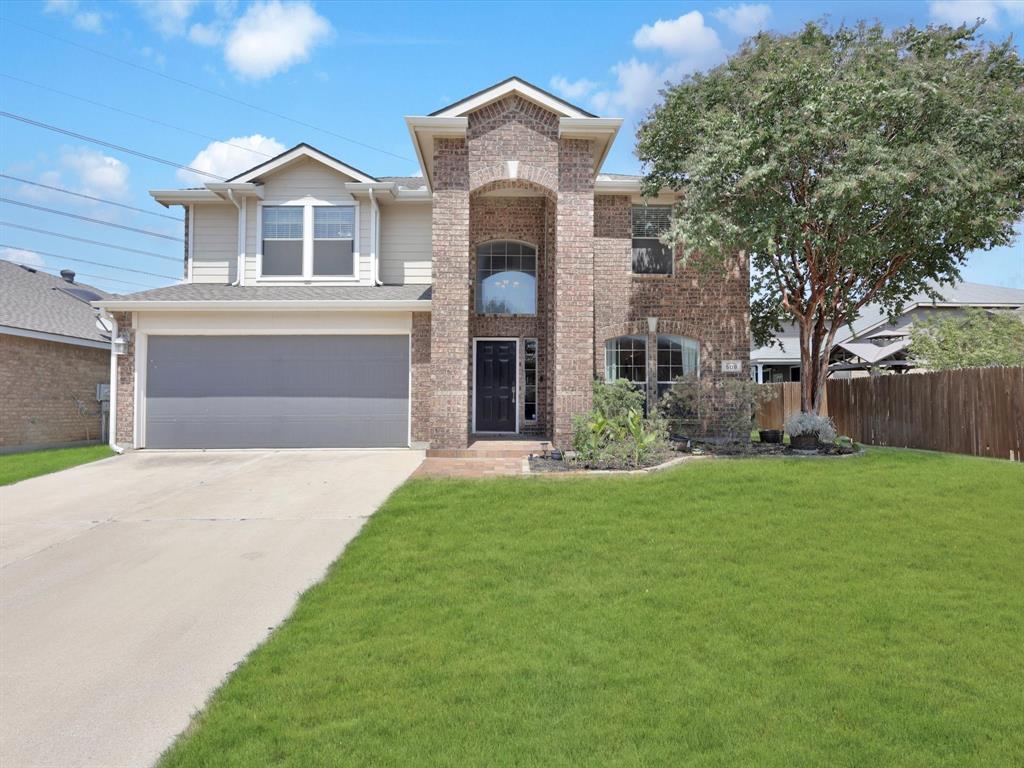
625, 408, 660, 467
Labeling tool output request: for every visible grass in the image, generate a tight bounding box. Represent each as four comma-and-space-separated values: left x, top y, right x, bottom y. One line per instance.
159, 449, 1023, 768
0, 444, 114, 486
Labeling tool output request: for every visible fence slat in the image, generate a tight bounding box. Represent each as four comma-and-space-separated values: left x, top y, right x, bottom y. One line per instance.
755, 367, 1024, 461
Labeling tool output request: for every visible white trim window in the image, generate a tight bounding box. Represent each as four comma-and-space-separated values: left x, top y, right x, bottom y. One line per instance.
631, 205, 674, 275
476, 240, 537, 315
260, 201, 358, 279
524, 338, 538, 422
604, 335, 647, 384
657, 334, 699, 394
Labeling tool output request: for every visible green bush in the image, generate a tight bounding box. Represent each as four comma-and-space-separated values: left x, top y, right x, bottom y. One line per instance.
660, 377, 774, 444
570, 380, 670, 469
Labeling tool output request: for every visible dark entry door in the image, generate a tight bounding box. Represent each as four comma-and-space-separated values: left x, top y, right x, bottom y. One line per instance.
475, 339, 517, 432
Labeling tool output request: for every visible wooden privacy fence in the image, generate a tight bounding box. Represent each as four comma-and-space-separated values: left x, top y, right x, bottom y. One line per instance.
756, 367, 1024, 461
755, 382, 826, 430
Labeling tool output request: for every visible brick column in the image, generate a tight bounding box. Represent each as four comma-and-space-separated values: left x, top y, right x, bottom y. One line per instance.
551, 138, 595, 447
410, 311, 432, 446
112, 311, 135, 446
429, 138, 471, 448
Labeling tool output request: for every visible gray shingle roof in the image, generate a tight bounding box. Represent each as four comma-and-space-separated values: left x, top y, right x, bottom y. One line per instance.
0, 260, 111, 344
104, 283, 432, 302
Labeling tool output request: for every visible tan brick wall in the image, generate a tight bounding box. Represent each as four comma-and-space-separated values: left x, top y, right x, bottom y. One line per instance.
410, 311, 432, 445
111, 311, 135, 446
593, 194, 751, 433
0, 333, 108, 449
429, 138, 472, 448
551, 138, 596, 447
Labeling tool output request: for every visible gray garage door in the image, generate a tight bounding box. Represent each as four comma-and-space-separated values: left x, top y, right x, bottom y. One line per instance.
145, 335, 409, 448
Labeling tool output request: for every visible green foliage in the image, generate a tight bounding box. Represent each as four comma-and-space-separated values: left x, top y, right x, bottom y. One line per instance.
909, 308, 1024, 370
660, 377, 774, 443
571, 380, 668, 468
784, 412, 838, 443
637, 20, 1024, 413
0, 444, 114, 486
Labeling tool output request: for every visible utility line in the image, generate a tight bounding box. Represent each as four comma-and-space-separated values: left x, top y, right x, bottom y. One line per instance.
0, 198, 183, 241
0, 74, 276, 163
0, 18, 414, 163
0, 222, 180, 262
0, 173, 182, 222
0, 112, 226, 180
3, 259, 158, 289
0, 244, 177, 279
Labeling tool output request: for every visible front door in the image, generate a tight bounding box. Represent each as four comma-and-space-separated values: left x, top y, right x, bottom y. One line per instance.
475, 339, 517, 433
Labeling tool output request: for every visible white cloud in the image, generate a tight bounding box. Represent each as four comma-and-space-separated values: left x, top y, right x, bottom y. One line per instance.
43, 0, 105, 34
177, 134, 285, 184
591, 59, 663, 113
928, 0, 1023, 27
549, 75, 600, 101
224, 1, 332, 79
60, 147, 131, 199
712, 3, 772, 36
135, 0, 199, 37
633, 11, 724, 61
1, 247, 46, 268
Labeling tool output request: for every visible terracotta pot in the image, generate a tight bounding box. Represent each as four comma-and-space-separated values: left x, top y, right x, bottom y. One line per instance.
789, 433, 818, 451
758, 429, 782, 444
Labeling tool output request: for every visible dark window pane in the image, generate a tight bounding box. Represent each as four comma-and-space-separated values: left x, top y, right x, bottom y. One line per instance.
313, 240, 354, 276
262, 240, 303, 275
632, 239, 674, 274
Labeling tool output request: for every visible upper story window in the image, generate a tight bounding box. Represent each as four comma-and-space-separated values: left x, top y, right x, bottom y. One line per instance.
261, 203, 356, 279
631, 205, 674, 275
476, 241, 537, 315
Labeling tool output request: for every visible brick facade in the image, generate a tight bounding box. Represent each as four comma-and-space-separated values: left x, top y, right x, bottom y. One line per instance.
0, 333, 108, 450
410, 311, 432, 445
112, 311, 135, 446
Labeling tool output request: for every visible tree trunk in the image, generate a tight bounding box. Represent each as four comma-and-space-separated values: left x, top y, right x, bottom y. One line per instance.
798, 320, 831, 414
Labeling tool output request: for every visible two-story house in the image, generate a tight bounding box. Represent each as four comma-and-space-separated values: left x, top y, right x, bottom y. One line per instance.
96, 77, 750, 451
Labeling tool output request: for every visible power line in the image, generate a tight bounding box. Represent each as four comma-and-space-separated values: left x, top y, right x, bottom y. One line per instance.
0, 18, 414, 163
2, 259, 158, 289
0, 173, 182, 222
0, 112, 226, 181
0, 244, 177, 279
0, 222, 181, 262
0, 74, 277, 163
0, 198, 183, 241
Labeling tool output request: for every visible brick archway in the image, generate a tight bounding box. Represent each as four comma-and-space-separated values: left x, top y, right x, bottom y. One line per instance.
469, 165, 558, 198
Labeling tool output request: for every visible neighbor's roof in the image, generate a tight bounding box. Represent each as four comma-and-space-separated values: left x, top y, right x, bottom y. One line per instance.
0, 260, 111, 345
751, 280, 1024, 363
93, 282, 432, 311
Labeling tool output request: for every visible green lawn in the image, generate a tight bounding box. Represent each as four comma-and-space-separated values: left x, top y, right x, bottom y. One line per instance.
160, 449, 1023, 768
0, 444, 115, 486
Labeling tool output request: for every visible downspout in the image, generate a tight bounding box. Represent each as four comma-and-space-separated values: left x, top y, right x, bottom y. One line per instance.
369, 188, 382, 285
226, 189, 245, 286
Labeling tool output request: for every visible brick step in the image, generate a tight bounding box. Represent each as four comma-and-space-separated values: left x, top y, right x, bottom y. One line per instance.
426, 448, 544, 459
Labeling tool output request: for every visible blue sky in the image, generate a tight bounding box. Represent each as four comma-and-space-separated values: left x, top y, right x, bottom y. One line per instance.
1, 0, 1021, 293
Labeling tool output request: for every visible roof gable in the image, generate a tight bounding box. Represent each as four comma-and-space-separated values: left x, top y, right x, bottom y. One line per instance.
228, 143, 379, 184
430, 76, 596, 119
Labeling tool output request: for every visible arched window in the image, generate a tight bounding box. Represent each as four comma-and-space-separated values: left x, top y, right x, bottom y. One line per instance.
476, 241, 537, 315
657, 335, 699, 394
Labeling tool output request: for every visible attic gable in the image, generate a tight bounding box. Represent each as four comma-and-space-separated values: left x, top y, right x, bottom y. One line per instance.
227, 143, 378, 184
430, 76, 596, 119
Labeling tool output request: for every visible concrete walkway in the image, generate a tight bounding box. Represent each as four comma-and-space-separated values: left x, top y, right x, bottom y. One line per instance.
0, 449, 422, 768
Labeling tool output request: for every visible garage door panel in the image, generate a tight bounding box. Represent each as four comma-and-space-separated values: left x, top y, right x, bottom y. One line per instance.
146, 336, 409, 449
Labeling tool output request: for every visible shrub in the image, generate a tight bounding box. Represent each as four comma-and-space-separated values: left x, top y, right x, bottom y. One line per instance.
784, 412, 837, 444
660, 377, 774, 444
570, 380, 669, 469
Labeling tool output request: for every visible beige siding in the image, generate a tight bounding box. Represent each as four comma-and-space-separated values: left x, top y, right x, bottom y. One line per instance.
379, 202, 432, 285
191, 203, 236, 283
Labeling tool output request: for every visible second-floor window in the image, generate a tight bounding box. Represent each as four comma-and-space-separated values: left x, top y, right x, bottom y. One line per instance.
261, 203, 356, 279
476, 240, 537, 315
631, 205, 674, 275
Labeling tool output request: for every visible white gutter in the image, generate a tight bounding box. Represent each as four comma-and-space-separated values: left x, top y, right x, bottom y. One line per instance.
93, 299, 432, 312
226, 189, 245, 287
104, 311, 121, 452
369, 188, 382, 285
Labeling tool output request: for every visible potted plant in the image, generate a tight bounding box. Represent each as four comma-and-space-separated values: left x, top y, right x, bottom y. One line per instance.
784, 412, 838, 452
758, 427, 783, 444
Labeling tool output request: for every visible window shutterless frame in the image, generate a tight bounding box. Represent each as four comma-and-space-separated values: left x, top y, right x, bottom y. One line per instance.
257, 199, 360, 281
631, 205, 675, 276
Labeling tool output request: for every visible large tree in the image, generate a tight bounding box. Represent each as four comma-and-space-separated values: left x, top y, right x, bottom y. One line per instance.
637, 21, 1024, 413
910, 307, 1024, 370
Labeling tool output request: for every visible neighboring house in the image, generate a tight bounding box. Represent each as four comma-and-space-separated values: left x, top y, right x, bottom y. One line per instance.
751, 280, 1024, 382
95, 77, 750, 451
1, 261, 111, 451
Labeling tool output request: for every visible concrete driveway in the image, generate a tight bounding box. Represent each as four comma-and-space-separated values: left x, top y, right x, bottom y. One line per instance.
0, 448, 423, 768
